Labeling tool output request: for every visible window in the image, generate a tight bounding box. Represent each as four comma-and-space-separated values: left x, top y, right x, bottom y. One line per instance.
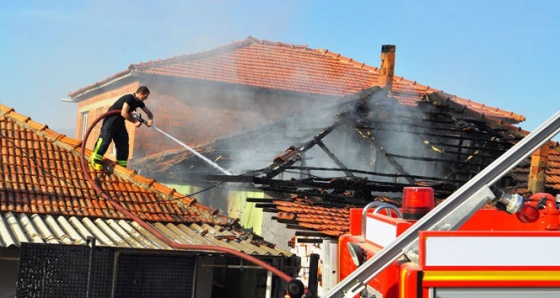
81, 112, 89, 140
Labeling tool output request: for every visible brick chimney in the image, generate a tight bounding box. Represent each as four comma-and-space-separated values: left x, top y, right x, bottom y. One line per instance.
378, 45, 396, 91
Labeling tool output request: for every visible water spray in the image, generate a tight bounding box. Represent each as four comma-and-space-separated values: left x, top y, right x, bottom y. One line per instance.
133, 114, 232, 176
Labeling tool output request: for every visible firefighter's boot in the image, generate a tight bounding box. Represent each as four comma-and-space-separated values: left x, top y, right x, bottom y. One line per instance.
91, 160, 104, 171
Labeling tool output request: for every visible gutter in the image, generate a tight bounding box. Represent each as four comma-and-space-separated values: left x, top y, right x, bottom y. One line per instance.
69, 70, 134, 101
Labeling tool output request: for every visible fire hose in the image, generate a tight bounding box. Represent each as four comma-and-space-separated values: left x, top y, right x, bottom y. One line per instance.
80, 110, 305, 297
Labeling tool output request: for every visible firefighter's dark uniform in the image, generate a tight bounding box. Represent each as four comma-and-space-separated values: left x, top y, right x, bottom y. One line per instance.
91, 94, 145, 168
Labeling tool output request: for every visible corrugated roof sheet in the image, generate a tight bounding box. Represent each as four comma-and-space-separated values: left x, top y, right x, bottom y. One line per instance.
0, 212, 290, 255
0, 103, 289, 256
68, 36, 524, 124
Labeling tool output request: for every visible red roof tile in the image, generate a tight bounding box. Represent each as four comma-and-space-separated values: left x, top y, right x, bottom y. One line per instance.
274, 199, 351, 237
0, 103, 234, 225
68, 36, 524, 124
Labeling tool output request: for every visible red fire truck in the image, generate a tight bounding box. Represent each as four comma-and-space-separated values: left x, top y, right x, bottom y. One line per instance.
338, 188, 560, 298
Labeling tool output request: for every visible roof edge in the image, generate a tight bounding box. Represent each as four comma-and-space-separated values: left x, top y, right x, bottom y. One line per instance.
67, 36, 261, 99
68, 69, 133, 99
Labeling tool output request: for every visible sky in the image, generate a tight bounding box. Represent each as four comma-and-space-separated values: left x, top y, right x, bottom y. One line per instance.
1, 0, 559, 138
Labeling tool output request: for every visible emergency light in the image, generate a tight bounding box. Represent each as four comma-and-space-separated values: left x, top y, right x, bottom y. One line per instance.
401, 187, 435, 220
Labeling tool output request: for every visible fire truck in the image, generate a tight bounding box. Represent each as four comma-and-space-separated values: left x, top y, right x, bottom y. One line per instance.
338, 188, 560, 298
323, 111, 560, 298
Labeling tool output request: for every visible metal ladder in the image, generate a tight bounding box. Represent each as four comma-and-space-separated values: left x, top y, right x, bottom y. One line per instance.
323, 110, 560, 298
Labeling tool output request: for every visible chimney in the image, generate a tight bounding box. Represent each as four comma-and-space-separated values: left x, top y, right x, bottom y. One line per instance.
378, 45, 396, 91
528, 143, 549, 194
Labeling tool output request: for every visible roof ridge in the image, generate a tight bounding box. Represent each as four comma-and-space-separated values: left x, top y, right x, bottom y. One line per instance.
131, 35, 381, 77
131, 36, 260, 71
250, 35, 309, 49
319, 49, 379, 73
248, 37, 381, 74
130, 36, 314, 72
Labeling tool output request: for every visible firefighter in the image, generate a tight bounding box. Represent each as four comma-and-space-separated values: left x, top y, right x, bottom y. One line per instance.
91, 86, 154, 170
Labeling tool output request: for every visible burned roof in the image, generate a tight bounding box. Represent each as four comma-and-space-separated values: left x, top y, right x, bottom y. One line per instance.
131, 87, 560, 237
133, 87, 530, 192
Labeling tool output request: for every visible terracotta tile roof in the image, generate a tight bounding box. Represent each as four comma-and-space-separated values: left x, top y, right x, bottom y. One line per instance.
273, 199, 350, 237
68, 36, 524, 124
0, 103, 289, 255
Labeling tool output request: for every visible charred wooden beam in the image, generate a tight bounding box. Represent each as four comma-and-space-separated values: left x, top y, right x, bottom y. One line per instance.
257, 177, 457, 207
423, 142, 509, 155
357, 123, 516, 143
261, 187, 356, 204
354, 125, 418, 184
246, 197, 274, 203
257, 175, 459, 194
275, 219, 300, 225
297, 238, 327, 244
296, 231, 329, 237
286, 224, 318, 231
386, 153, 495, 167
265, 119, 342, 178
356, 128, 415, 184
315, 140, 354, 177
254, 176, 311, 188
282, 166, 466, 184
255, 203, 277, 209
200, 175, 255, 183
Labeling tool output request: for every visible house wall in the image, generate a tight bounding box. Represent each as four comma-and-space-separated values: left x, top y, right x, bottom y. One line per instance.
260, 212, 295, 252
228, 190, 264, 234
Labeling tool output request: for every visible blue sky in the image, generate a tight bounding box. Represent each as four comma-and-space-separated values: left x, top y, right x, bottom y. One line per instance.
1, 0, 559, 136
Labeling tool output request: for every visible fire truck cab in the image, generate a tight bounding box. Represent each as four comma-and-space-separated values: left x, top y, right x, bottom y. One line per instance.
339, 188, 560, 298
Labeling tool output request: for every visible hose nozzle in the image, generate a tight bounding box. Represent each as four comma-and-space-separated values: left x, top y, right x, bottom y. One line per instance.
132, 113, 147, 125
